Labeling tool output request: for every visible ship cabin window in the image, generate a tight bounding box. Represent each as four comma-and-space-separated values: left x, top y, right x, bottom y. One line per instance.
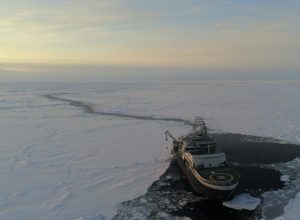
186, 147, 208, 155
186, 143, 217, 155
186, 145, 217, 155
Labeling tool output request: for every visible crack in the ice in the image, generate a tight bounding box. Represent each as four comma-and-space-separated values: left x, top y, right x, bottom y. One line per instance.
44, 94, 192, 125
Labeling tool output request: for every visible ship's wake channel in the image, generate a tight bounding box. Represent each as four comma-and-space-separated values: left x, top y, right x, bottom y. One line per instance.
44, 94, 192, 125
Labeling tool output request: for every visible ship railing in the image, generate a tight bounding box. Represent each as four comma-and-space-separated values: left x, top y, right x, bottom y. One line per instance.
182, 154, 206, 183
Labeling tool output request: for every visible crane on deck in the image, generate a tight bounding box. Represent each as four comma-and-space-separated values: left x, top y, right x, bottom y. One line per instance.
165, 130, 178, 143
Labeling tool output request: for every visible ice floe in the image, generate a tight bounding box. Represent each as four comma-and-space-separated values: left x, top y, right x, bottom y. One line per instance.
223, 193, 261, 210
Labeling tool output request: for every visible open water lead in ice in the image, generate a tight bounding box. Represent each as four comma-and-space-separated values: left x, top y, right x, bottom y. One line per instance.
165, 117, 240, 201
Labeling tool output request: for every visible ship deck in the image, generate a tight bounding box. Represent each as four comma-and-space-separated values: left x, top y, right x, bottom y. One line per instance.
196, 167, 240, 186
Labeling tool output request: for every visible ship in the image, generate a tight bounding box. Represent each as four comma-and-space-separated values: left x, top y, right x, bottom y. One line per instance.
165, 117, 240, 201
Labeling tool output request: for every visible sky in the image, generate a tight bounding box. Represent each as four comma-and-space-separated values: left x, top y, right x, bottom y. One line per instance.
0, 0, 300, 81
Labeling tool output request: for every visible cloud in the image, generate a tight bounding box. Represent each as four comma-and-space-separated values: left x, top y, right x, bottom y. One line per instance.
0, 0, 299, 72
0, 1, 164, 35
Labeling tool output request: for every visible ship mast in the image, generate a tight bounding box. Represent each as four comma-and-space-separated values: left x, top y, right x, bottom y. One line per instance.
193, 116, 207, 135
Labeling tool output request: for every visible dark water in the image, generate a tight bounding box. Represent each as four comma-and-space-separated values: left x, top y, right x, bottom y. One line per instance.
113, 133, 300, 220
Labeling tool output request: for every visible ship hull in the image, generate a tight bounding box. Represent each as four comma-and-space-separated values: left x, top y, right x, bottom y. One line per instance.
174, 153, 236, 201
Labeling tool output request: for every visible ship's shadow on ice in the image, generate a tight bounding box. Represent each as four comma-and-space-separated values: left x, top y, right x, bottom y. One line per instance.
113, 133, 300, 220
